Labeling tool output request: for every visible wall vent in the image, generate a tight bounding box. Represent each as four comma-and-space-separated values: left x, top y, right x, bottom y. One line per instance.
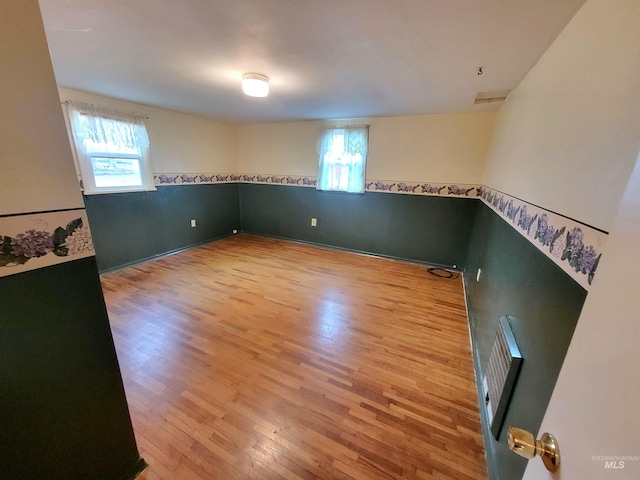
482, 315, 522, 439
474, 89, 511, 104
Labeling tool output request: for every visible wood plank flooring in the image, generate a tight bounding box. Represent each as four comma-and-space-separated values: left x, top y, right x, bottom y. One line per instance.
102, 234, 487, 479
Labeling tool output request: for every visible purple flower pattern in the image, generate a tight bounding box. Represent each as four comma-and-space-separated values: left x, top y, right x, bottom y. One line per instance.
506, 201, 520, 222
517, 206, 538, 234
422, 184, 446, 194
153, 174, 483, 199
397, 183, 419, 193
11, 230, 54, 258
156, 174, 177, 184
374, 181, 395, 191
577, 245, 598, 274
1, 218, 93, 269
482, 187, 603, 285
302, 177, 316, 186
448, 185, 475, 196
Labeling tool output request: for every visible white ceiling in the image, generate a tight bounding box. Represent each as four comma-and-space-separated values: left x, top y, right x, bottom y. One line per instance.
39, 0, 586, 124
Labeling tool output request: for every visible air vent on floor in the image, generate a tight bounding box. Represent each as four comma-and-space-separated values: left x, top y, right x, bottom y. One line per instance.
482, 315, 522, 439
474, 89, 511, 104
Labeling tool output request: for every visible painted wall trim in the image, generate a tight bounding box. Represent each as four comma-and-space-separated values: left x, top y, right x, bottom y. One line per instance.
0, 208, 95, 278
156, 172, 606, 289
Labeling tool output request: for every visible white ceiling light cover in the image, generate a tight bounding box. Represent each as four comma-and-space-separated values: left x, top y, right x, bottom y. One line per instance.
242, 73, 269, 98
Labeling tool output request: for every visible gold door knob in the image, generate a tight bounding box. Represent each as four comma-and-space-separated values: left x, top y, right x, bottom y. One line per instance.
508, 426, 560, 473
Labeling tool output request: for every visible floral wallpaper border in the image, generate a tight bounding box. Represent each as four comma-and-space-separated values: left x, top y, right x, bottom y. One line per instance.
479, 187, 607, 290
154, 172, 481, 197
364, 180, 480, 197
154, 173, 318, 187
153, 172, 606, 289
0, 209, 95, 278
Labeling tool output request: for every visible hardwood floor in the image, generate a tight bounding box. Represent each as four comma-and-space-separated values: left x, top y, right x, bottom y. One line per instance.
102, 235, 487, 479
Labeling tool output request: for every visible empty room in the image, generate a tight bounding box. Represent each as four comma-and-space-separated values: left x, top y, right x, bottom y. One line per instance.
2, 1, 640, 479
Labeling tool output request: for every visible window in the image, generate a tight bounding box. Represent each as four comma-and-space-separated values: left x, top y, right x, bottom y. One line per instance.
66, 101, 154, 194
317, 126, 369, 193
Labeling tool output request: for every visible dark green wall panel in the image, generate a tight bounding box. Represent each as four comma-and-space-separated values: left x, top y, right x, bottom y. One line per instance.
240, 184, 477, 269
0, 258, 142, 479
464, 202, 587, 480
84, 192, 154, 270
84, 184, 240, 271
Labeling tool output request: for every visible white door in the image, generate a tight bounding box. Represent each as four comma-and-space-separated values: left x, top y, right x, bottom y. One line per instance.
521, 152, 640, 479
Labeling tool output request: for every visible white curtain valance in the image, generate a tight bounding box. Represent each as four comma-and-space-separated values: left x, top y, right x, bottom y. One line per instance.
64, 100, 155, 194
65, 101, 149, 152
317, 126, 369, 157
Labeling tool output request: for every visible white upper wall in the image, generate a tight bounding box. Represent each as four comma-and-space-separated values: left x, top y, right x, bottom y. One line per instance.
1, 1, 83, 215
58, 87, 237, 174
56, 89, 495, 183
482, 0, 640, 231
237, 112, 496, 184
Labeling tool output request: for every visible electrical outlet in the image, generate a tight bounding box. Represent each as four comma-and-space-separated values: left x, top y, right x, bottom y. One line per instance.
311, 218, 317, 227
233, 229, 238, 234
191, 219, 196, 228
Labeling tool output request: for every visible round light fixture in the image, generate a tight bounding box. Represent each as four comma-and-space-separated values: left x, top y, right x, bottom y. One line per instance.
242, 73, 269, 97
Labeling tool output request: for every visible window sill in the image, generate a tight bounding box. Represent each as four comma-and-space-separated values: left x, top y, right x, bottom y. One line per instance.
316, 188, 365, 195
82, 187, 157, 196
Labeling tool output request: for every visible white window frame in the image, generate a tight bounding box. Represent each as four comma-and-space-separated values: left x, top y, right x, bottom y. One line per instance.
85, 152, 147, 192
65, 101, 155, 195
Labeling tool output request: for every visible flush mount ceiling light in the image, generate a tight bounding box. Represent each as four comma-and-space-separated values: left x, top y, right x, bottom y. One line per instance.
242, 73, 269, 97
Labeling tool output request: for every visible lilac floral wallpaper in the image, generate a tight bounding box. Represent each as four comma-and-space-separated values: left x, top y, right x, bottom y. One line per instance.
154, 173, 318, 187
153, 173, 481, 198
0, 209, 95, 278
479, 187, 606, 290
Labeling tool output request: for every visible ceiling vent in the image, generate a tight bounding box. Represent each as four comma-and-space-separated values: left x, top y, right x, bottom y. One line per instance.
474, 89, 511, 104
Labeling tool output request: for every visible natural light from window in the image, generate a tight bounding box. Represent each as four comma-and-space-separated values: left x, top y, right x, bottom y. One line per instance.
90, 156, 143, 187
317, 126, 369, 193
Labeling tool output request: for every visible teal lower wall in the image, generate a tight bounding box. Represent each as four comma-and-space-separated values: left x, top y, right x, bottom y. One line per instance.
464, 202, 587, 480
85, 183, 477, 272
239, 183, 477, 269
84, 183, 240, 271
0, 257, 144, 479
